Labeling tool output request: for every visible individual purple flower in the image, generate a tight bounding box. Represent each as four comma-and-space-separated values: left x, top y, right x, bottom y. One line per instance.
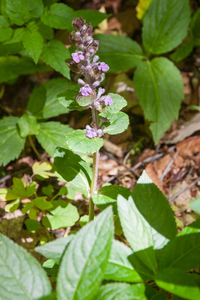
102, 95, 113, 106
86, 125, 97, 138
98, 62, 109, 72
72, 52, 84, 63
80, 85, 93, 96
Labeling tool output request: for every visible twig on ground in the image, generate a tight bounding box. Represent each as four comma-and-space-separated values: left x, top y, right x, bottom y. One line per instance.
159, 151, 178, 183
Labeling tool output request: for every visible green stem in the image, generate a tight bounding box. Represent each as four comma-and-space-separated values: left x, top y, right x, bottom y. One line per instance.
28, 135, 41, 161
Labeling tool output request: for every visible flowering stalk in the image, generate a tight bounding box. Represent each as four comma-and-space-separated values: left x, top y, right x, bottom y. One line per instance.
68, 17, 113, 221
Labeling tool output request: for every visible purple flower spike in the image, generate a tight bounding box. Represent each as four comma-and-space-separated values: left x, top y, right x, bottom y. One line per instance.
86, 125, 97, 138
103, 95, 113, 106
98, 62, 109, 72
80, 85, 93, 96
72, 52, 84, 63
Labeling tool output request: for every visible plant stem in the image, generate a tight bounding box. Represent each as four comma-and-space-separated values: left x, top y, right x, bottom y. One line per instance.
28, 135, 41, 161
89, 107, 99, 221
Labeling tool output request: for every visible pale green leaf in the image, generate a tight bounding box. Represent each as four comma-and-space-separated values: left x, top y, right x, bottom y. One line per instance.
134, 57, 184, 144
95, 34, 144, 72
0, 116, 25, 166
0, 233, 51, 300
142, 0, 191, 55
102, 93, 127, 114
41, 39, 70, 78
5, 198, 20, 213
104, 240, 142, 282
54, 147, 92, 197
57, 89, 83, 111
189, 197, 200, 215
32, 162, 54, 178
17, 114, 40, 138
42, 200, 79, 230
57, 207, 114, 300
36, 122, 73, 157
101, 111, 129, 135
66, 130, 104, 154
155, 268, 200, 300
22, 30, 43, 64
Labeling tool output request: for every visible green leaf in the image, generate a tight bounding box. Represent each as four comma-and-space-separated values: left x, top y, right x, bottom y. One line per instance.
17, 114, 40, 138
41, 3, 74, 31
57, 89, 83, 111
22, 30, 43, 64
0, 56, 50, 83
104, 240, 142, 282
134, 57, 184, 144
5, 0, 30, 25
25, 219, 41, 232
37, 293, 56, 300
102, 93, 127, 114
35, 235, 74, 262
189, 197, 200, 215
74, 10, 110, 28
33, 197, 53, 210
38, 22, 54, 40
28, 78, 74, 119
142, 0, 191, 55
37, 122, 73, 157
12, 178, 36, 198
94, 282, 148, 300
57, 207, 114, 300
26, 0, 44, 18
159, 233, 200, 271
0, 15, 9, 28
95, 34, 144, 72
42, 185, 54, 196
32, 162, 54, 178
0, 116, 25, 166
0, 233, 51, 300
54, 147, 92, 197
132, 171, 177, 249
66, 130, 104, 154
92, 185, 131, 213
155, 268, 200, 300
0, 27, 12, 42
5, 198, 20, 213
41, 39, 70, 78
170, 41, 194, 63
191, 8, 200, 45
42, 200, 79, 230
178, 219, 200, 236
101, 111, 129, 135
117, 195, 158, 274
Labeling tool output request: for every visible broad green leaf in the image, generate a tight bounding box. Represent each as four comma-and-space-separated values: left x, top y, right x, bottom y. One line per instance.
94, 282, 148, 300
22, 30, 43, 64
142, 0, 191, 55
33, 197, 53, 210
17, 114, 40, 138
134, 57, 184, 144
191, 8, 200, 45
159, 233, 200, 271
12, 178, 36, 198
25, 219, 41, 232
189, 197, 200, 215
0, 15, 9, 28
35, 235, 74, 262
132, 171, 177, 249
41, 3, 74, 31
38, 22, 54, 40
178, 219, 200, 236
42, 185, 54, 196
0, 42, 22, 56
26, 0, 44, 18
102, 93, 127, 114
95, 34, 144, 72
117, 195, 158, 274
0, 116, 25, 166
0, 27, 12, 42
0, 56, 50, 82
66, 130, 104, 154
170, 41, 194, 63
42, 200, 79, 230
0, 233, 51, 300
5, 0, 30, 25
92, 185, 131, 213
104, 240, 142, 282
57, 207, 114, 300
79, 215, 90, 227
28, 78, 74, 119
32, 162, 55, 178
5, 198, 20, 213
41, 39, 70, 78
37, 122, 73, 157
155, 268, 200, 300
75, 10, 110, 28
101, 111, 129, 135
57, 89, 83, 111
54, 147, 92, 197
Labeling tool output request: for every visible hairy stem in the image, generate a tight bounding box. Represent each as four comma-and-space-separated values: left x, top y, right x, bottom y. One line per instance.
28, 135, 41, 161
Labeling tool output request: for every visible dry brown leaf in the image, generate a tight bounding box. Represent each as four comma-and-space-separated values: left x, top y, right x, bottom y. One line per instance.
176, 136, 200, 158
145, 163, 165, 193
103, 140, 123, 157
